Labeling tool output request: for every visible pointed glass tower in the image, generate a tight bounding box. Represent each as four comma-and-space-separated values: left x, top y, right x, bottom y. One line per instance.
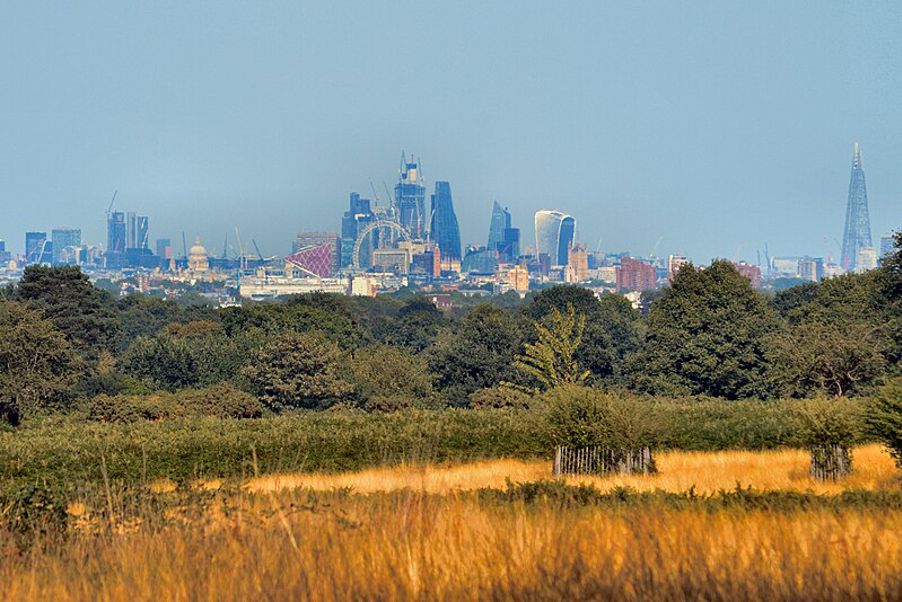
430, 181, 462, 261
840, 143, 873, 272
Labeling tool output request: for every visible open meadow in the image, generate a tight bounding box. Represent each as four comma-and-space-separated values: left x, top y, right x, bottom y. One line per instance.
2, 445, 901, 601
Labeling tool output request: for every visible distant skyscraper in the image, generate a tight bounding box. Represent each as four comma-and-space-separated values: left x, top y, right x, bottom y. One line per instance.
534, 210, 575, 265
394, 155, 426, 239
51, 228, 82, 265
107, 211, 126, 254
488, 201, 508, 249
341, 192, 375, 267
879, 233, 895, 264
487, 201, 519, 262
429, 181, 462, 261
840, 143, 873, 272
127, 213, 149, 249
25, 231, 47, 264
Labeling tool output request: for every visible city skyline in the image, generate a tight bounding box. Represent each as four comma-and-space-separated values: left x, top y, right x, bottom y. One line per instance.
2, 2, 901, 260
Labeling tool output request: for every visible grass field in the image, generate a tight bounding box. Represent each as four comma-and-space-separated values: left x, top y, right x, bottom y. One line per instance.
1, 445, 900, 601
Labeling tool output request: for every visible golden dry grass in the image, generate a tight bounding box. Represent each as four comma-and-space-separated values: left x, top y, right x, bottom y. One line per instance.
246, 443, 898, 495
3, 493, 901, 601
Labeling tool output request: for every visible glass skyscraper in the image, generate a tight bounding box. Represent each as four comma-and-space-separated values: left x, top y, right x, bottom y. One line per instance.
840, 143, 873, 272
487, 201, 520, 262
394, 156, 426, 239
25, 231, 47, 264
430, 181, 462, 261
107, 211, 126, 254
535, 210, 575, 265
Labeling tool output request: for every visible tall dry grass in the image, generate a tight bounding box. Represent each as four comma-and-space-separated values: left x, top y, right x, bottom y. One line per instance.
246, 444, 898, 495
2, 491, 900, 601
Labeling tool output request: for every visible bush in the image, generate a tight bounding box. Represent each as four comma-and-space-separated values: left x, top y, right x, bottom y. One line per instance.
541, 385, 656, 449
86, 393, 183, 423
469, 385, 531, 409
172, 384, 263, 419
793, 398, 862, 447
349, 346, 437, 411
867, 377, 902, 467
86, 384, 263, 423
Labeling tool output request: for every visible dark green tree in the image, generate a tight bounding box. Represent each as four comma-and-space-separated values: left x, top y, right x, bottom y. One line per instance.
242, 332, 353, 411
429, 304, 527, 406
385, 297, 446, 352
15, 265, 119, 361
0, 301, 81, 416
628, 260, 780, 399
524, 285, 642, 384
349, 345, 436, 411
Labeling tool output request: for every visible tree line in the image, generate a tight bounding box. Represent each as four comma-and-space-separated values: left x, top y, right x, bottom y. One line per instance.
0, 231, 899, 424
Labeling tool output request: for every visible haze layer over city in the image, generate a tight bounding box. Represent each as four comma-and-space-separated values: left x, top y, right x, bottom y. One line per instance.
3, 1, 900, 262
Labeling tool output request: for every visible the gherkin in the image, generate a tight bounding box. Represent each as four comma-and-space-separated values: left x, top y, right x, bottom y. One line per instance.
840, 143, 873, 272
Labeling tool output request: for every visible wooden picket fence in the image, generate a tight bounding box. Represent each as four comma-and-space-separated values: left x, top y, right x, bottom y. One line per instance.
810, 444, 852, 480
552, 445, 656, 476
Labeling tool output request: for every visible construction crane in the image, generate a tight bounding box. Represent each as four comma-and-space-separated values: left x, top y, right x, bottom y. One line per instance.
649, 235, 664, 259
181, 232, 188, 260
105, 190, 118, 220
222, 232, 229, 259
234, 226, 246, 272
252, 240, 264, 262
764, 243, 771, 277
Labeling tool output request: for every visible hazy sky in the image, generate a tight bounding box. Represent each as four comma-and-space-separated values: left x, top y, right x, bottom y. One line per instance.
2, 1, 900, 261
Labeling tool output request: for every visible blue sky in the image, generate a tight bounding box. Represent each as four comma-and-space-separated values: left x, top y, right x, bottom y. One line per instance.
1, 1, 900, 261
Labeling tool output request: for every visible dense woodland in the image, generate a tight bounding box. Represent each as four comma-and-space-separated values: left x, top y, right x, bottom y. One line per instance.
0, 232, 899, 427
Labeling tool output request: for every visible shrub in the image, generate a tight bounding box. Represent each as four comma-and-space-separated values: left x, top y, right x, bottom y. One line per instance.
469, 385, 531, 409
86, 393, 184, 423
349, 345, 437, 411
171, 384, 263, 419
793, 398, 861, 448
541, 385, 656, 449
866, 377, 902, 467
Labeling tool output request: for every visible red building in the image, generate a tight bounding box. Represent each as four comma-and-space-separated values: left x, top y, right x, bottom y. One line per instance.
733, 261, 762, 289
616, 257, 657, 292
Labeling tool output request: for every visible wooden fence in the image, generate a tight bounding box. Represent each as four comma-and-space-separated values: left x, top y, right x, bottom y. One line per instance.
552, 446, 655, 476
810, 444, 852, 480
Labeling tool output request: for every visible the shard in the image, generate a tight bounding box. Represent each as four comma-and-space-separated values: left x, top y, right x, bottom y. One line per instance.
840, 143, 873, 272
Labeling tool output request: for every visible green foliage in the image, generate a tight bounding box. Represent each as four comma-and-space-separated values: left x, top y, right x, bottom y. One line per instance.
541, 385, 656, 449
242, 332, 353, 411
866, 377, 902, 467
0, 482, 68, 546
524, 286, 643, 383
349, 345, 437, 411
15, 265, 119, 361
86, 384, 263, 423
429, 304, 528, 406
121, 322, 260, 391
792, 398, 862, 447
468, 385, 532, 409
771, 320, 886, 397
384, 297, 447, 352
0, 301, 81, 415
514, 305, 589, 391
629, 260, 780, 399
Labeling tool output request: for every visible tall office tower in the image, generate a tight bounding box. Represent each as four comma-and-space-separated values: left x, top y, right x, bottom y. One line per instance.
340, 192, 375, 267
534, 210, 575, 265
429, 181, 462, 261
51, 228, 82, 265
487, 201, 520, 262
488, 201, 508, 249
107, 211, 126, 253
840, 143, 873, 272
394, 155, 426, 239
126, 213, 149, 249
156, 238, 173, 259
25, 231, 47, 264
0, 240, 8, 263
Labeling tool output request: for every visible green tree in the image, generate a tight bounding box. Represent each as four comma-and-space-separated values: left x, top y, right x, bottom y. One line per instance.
524, 286, 643, 384
772, 320, 886, 397
349, 345, 436, 411
242, 332, 353, 411
429, 304, 528, 406
385, 297, 446, 352
15, 265, 119, 361
865, 377, 902, 468
513, 305, 589, 391
0, 301, 81, 416
629, 260, 780, 399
